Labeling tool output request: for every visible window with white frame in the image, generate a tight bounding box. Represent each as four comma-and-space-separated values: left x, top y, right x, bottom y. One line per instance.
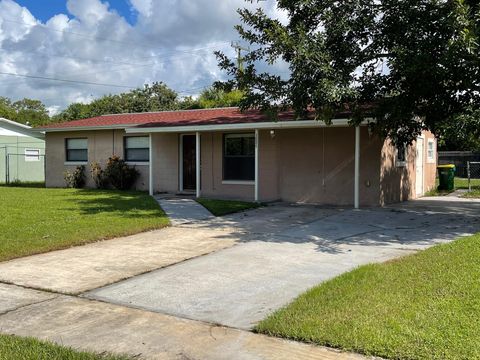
124, 136, 149, 162
24, 148, 40, 162
223, 133, 255, 181
396, 143, 407, 167
66, 138, 88, 162
427, 139, 435, 163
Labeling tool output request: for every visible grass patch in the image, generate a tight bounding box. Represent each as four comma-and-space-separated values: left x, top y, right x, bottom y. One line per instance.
0, 181, 45, 188
256, 233, 480, 360
463, 190, 480, 198
0, 187, 169, 262
424, 177, 480, 196
0, 334, 130, 360
196, 198, 260, 216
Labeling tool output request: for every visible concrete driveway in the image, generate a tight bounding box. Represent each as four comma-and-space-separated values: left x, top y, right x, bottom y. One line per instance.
87, 196, 480, 329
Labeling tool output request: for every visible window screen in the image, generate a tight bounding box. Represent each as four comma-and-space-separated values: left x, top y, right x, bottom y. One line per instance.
124, 136, 149, 162
66, 138, 88, 162
223, 134, 255, 181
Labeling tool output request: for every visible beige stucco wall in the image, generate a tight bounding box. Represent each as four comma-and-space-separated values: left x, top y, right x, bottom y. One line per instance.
45, 130, 149, 190
199, 131, 278, 201
152, 133, 179, 193
276, 127, 383, 206
380, 130, 437, 205
45, 126, 437, 206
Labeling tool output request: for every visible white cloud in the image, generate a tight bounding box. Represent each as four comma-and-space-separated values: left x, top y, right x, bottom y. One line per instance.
0, 0, 288, 111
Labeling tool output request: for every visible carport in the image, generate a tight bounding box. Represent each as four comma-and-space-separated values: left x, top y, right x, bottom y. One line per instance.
125, 113, 366, 207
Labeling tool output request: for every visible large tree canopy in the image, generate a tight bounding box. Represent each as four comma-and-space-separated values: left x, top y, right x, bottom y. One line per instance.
54, 83, 243, 121
54, 82, 179, 122
0, 97, 50, 127
217, 0, 480, 144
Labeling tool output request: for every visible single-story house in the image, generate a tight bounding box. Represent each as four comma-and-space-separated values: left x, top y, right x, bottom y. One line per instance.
0, 118, 45, 183
36, 107, 437, 207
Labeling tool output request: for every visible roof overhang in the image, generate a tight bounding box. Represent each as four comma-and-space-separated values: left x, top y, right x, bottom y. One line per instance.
35, 124, 139, 133
0, 118, 45, 139
125, 118, 371, 134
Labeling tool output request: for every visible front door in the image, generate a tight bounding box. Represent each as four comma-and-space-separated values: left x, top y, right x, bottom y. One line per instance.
416, 137, 424, 196
182, 135, 196, 191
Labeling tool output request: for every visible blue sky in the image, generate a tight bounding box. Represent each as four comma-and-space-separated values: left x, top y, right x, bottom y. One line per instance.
0, 0, 286, 111
14, 0, 137, 24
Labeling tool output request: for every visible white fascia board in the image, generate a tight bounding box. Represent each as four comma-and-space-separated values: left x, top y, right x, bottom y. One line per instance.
35, 124, 136, 133
126, 118, 372, 134
0, 118, 45, 139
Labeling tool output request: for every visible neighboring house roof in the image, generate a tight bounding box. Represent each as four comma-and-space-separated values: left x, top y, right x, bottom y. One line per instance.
0, 118, 45, 139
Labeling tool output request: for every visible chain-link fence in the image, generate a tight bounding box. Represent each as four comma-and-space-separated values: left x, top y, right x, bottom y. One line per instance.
0, 152, 45, 184
467, 161, 480, 191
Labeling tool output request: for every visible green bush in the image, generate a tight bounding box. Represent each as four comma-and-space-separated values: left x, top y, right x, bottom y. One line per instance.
64, 166, 86, 188
104, 156, 139, 190
90, 162, 108, 189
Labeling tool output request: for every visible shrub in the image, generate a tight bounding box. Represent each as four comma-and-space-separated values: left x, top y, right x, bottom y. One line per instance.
64, 166, 86, 188
104, 156, 139, 190
90, 162, 108, 189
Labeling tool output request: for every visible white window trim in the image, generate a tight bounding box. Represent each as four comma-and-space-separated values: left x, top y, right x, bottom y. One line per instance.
24, 148, 40, 162
126, 162, 149, 166
124, 135, 150, 163
395, 144, 407, 168
223, 132, 256, 182
222, 180, 255, 186
64, 161, 88, 166
66, 138, 88, 163
427, 138, 436, 163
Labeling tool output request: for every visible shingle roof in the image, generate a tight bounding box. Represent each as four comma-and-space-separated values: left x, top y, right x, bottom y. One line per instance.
39, 107, 304, 130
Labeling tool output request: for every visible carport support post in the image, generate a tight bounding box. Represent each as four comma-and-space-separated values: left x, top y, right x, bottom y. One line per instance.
354, 126, 360, 209
149, 133, 153, 196
196, 132, 201, 198
255, 129, 259, 203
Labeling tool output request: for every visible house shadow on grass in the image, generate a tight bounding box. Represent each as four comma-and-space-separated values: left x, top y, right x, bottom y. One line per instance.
61, 189, 166, 220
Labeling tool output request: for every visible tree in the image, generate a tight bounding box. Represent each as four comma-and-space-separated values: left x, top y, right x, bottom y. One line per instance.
12, 98, 50, 126
216, 0, 480, 145
196, 87, 244, 108
0, 97, 50, 126
55, 82, 180, 121
0, 97, 16, 121
438, 109, 480, 151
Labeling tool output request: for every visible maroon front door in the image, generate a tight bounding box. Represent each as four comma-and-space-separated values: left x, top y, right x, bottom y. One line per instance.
182, 135, 196, 190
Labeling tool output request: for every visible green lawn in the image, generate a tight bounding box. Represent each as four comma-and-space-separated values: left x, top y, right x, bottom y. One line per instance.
256, 233, 480, 360
463, 190, 480, 198
0, 334, 130, 360
425, 177, 480, 196
196, 198, 261, 216
0, 187, 169, 262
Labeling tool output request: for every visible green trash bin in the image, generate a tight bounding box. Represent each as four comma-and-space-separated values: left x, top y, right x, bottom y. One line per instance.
437, 164, 456, 191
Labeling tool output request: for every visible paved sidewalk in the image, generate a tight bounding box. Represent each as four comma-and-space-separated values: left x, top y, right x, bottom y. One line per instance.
155, 196, 214, 225
0, 285, 366, 360
0, 226, 236, 294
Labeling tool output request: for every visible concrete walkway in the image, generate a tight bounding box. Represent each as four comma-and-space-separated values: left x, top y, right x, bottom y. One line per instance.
0, 196, 478, 358
155, 195, 214, 225
0, 226, 235, 294
87, 197, 480, 329
0, 283, 365, 360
